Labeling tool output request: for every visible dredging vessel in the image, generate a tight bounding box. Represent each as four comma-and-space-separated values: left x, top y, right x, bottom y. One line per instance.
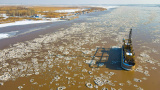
121, 29, 135, 70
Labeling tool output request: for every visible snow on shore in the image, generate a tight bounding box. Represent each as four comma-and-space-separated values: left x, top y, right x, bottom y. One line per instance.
55, 9, 85, 13
0, 18, 60, 28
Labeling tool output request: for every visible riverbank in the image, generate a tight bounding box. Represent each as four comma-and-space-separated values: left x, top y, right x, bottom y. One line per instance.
0, 5, 107, 25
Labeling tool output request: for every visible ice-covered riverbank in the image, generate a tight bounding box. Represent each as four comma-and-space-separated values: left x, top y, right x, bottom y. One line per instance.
0, 18, 60, 28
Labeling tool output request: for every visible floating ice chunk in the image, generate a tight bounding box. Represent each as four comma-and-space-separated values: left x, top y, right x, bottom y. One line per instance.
134, 84, 138, 87
137, 87, 144, 90
12, 67, 18, 72
56, 55, 64, 58
63, 51, 69, 54
134, 78, 142, 82
135, 66, 143, 73
118, 88, 123, 90
31, 58, 38, 63
142, 77, 147, 80
127, 80, 132, 85
0, 72, 11, 81
152, 49, 158, 53
108, 72, 115, 76
32, 82, 38, 85
102, 87, 108, 90
74, 74, 78, 77
119, 83, 124, 86
67, 77, 71, 80
57, 86, 66, 90
98, 63, 104, 67
151, 67, 157, 70
94, 85, 98, 88
94, 77, 104, 86
140, 53, 150, 58
65, 61, 70, 64
88, 71, 93, 74
48, 64, 53, 68
85, 60, 96, 64
152, 39, 160, 43
78, 86, 81, 88
82, 50, 92, 54
26, 74, 32, 76
80, 77, 84, 79
0, 82, 4, 86
56, 83, 59, 86
20, 74, 25, 77
82, 69, 88, 72
111, 87, 116, 90
18, 86, 23, 89
86, 83, 93, 88
58, 46, 64, 51
30, 79, 34, 82
54, 75, 60, 81
144, 70, 150, 76
3, 63, 9, 67
64, 57, 72, 60
67, 66, 72, 70
35, 72, 39, 75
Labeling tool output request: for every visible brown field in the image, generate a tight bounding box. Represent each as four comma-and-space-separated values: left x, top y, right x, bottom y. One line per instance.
0, 6, 106, 24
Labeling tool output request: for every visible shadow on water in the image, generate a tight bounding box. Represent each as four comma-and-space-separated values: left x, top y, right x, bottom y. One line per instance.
89, 47, 123, 70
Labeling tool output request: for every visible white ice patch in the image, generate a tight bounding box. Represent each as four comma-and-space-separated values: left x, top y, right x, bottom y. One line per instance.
0, 19, 60, 28
55, 9, 85, 13
91, 6, 119, 10
0, 33, 9, 39
0, 14, 9, 19
0, 31, 18, 39
104, 6, 119, 10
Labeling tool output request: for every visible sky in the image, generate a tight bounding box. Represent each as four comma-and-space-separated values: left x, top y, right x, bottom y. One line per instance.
0, 0, 160, 5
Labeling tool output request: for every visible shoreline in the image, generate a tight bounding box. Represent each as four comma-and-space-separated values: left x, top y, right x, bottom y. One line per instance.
0, 5, 119, 40
0, 5, 119, 28
0, 5, 107, 26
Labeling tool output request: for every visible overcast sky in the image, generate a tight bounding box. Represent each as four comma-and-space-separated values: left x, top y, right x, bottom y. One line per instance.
0, 0, 160, 5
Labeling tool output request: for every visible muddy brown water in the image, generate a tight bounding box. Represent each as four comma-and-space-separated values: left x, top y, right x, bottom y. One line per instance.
0, 6, 160, 90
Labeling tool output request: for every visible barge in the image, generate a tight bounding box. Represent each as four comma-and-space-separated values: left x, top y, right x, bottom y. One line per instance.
121, 29, 135, 70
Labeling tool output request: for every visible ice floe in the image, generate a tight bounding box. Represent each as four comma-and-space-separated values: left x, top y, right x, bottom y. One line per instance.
85, 83, 93, 88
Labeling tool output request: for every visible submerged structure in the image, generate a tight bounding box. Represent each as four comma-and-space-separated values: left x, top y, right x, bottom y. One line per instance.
121, 29, 135, 70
